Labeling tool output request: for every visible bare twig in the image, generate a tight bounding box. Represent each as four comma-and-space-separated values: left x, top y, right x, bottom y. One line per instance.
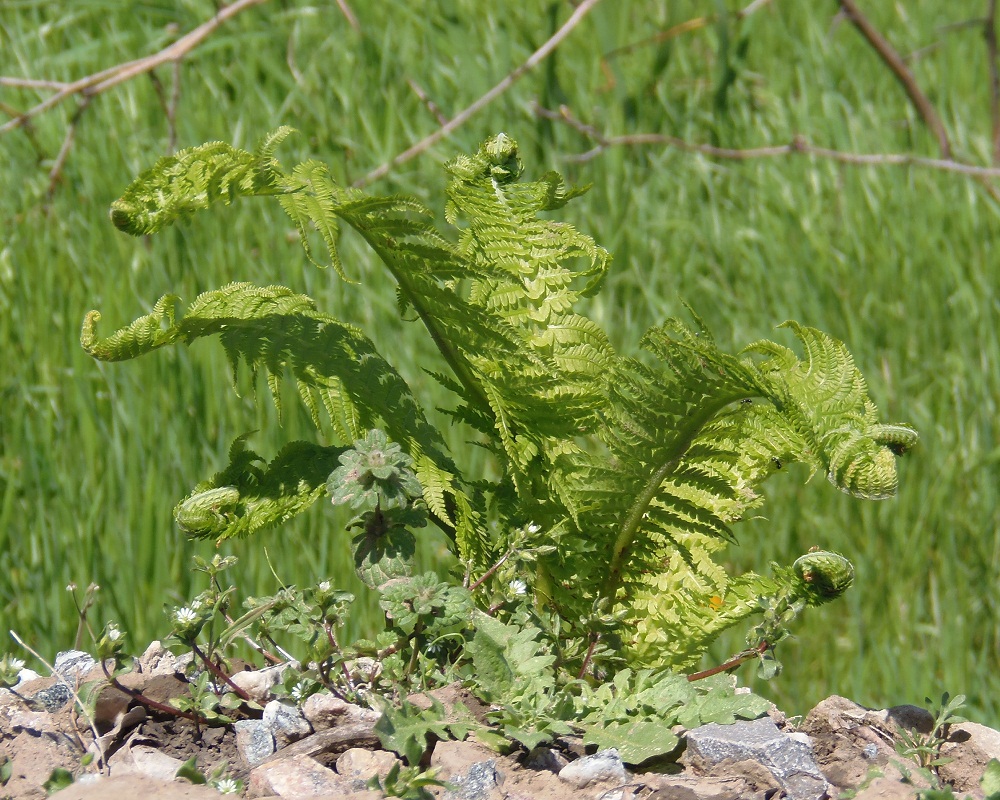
407, 78, 450, 126
986, 0, 1000, 164
533, 103, 1000, 178
0, 0, 270, 135
46, 96, 91, 197
686, 641, 770, 682
335, 0, 361, 33
0, 77, 70, 91
838, 0, 952, 159
354, 0, 603, 188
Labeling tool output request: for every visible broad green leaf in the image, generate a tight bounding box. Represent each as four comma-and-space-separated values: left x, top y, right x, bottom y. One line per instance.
581, 720, 680, 765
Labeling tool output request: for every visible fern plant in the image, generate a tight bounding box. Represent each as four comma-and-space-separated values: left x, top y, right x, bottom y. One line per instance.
83, 129, 916, 675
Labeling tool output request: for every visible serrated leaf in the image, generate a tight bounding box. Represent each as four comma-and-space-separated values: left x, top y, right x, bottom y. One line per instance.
581, 719, 680, 765
353, 526, 416, 590
374, 700, 452, 766
465, 616, 517, 700
504, 726, 559, 751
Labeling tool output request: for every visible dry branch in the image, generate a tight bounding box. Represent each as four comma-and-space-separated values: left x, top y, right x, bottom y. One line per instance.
0, 0, 271, 135
837, 0, 952, 159
986, 0, 1000, 165
353, 0, 603, 188
532, 103, 1000, 179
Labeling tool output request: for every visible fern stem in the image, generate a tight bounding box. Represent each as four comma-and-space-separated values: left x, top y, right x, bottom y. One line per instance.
601, 392, 748, 606
349, 232, 494, 417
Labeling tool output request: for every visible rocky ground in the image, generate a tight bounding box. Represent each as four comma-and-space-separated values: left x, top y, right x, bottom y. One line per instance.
2, 645, 998, 800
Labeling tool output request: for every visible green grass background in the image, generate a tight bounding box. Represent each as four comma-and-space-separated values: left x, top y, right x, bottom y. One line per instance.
2, 1, 998, 725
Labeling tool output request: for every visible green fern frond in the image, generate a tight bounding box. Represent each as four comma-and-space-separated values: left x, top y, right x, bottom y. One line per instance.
539, 316, 914, 667
82, 282, 484, 556
110, 127, 294, 235
174, 437, 345, 541
81, 294, 180, 360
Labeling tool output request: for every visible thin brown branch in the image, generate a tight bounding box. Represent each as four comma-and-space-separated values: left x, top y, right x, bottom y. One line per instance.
986, 0, 1000, 164
0, 0, 270, 135
0, 77, 70, 91
686, 641, 770, 682
407, 79, 450, 126
335, 0, 361, 33
46, 96, 90, 197
838, 0, 952, 159
533, 103, 1000, 178
354, 0, 603, 188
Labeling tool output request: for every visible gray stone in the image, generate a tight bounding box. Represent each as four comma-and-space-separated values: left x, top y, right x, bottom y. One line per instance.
685, 717, 828, 800
135, 641, 177, 676
235, 718, 276, 767
29, 681, 72, 711
558, 748, 628, 788
447, 759, 500, 800
53, 650, 97, 678
263, 699, 313, 746
10, 709, 57, 734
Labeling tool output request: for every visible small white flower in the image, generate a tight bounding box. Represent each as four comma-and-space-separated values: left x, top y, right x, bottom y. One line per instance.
106, 624, 123, 641
174, 606, 198, 625
509, 579, 527, 596
318, 580, 331, 593
7, 658, 25, 671
526, 522, 541, 534
213, 777, 241, 794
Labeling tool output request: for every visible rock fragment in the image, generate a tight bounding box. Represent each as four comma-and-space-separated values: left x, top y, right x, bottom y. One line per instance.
558, 748, 628, 789
263, 699, 313, 746
53, 650, 97, 679
247, 752, 344, 797
235, 718, 277, 767
336, 746, 399, 784
685, 717, 828, 800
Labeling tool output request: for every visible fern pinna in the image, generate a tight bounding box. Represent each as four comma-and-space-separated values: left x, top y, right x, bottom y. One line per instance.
85, 130, 916, 672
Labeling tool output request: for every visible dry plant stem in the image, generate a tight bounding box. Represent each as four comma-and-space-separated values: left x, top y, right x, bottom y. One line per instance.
9, 630, 106, 771
407, 79, 450, 126
99, 660, 209, 726
467, 547, 515, 592
837, 0, 952, 159
335, 0, 361, 33
222, 610, 284, 665
189, 642, 251, 701
0, 0, 271, 135
354, 0, 603, 188
987, 0, 1000, 164
533, 103, 1000, 178
686, 641, 770, 682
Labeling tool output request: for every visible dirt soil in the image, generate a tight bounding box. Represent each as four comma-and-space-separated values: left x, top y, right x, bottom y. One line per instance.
2, 660, 998, 800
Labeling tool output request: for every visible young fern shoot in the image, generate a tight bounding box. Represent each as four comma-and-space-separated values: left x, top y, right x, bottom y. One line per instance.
84, 130, 916, 675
